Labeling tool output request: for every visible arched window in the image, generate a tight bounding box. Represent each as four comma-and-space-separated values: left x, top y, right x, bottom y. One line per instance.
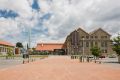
95, 42, 98, 47
91, 41, 93, 47
86, 42, 89, 47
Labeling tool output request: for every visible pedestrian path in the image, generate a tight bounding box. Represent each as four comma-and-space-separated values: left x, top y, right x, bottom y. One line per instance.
0, 56, 120, 80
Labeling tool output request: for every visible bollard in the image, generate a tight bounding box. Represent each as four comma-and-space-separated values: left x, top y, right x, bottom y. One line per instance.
79, 56, 82, 62
23, 60, 24, 64
87, 57, 89, 62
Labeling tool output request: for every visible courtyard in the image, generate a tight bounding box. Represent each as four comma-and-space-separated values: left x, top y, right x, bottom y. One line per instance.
0, 56, 120, 80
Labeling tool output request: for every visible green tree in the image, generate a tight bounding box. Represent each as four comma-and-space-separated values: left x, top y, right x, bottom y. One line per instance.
16, 42, 23, 48
32, 47, 36, 51
112, 34, 120, 63
90, 46, 101, 62
6, 48, 14, 59
16, 42, 23, 54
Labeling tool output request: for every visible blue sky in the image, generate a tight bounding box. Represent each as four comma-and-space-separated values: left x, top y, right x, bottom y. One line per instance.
32, 0, 40, 11
0, 10, 19, 19
0, 0, 120, 47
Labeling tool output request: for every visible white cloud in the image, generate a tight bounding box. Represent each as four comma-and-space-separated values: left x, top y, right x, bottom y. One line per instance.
0, 0, 32, 18
0, 18, 19, 38
43, 0, 120, 37
0, 0, 120, 47
38, 0, 51, 13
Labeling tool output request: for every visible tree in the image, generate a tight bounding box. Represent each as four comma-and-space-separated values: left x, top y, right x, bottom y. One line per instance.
90, 46, 101, 62
16, 42, 23, 48
16, 42, 23, 54
32, 47, 36, 51
112, 34, 120, 63
6, 47, 14, 59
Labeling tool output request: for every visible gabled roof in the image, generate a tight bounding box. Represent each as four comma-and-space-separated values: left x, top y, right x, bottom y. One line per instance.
89, 28, 111, 36
0, 41, 14, 47
77, 27, 89, 35
36, 43, 64, 51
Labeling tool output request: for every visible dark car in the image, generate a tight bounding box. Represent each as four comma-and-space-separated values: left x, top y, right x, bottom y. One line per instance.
99, 55, 105, 58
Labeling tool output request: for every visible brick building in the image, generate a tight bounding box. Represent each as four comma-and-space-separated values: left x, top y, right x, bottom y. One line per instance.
64, 28, 113, 56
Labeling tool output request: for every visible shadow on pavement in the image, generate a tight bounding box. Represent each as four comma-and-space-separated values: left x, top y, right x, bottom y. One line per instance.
103, 61, 120, 64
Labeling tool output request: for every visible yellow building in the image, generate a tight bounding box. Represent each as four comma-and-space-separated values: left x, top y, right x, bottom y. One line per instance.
0, 40, 14, 55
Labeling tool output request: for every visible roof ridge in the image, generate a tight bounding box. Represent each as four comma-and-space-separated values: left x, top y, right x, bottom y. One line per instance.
37, 43, 64, 45
89, 28, 111, 36
77, 27, 89, 34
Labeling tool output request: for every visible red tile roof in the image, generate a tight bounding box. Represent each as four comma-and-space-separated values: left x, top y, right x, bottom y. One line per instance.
0, 41, 14, 47
36, 43, 64, 51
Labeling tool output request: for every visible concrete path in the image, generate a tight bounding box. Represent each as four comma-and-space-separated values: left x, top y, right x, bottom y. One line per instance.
0, 56, 120, 80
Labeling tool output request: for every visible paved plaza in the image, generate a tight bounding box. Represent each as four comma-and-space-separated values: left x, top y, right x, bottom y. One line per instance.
0, 56, 120, 80
0, 57, 23, 69
0, 56, 44, 69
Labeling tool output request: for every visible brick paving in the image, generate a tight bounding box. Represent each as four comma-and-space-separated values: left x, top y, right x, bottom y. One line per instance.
0, 56, 120, 80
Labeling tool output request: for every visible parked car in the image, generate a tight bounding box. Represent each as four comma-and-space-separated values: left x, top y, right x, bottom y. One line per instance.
88, 55, 94, 58
99, 55, 105, 58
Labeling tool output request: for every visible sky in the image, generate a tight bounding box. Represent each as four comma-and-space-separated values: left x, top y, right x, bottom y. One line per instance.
0, 0, 120, 48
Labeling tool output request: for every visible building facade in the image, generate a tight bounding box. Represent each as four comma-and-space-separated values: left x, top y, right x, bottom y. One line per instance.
64, 28, 113, 56
0, 41, 14, 55
36, 43, 66, 55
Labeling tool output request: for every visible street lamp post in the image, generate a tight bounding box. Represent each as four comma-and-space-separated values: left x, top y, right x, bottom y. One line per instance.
83, 38, 85, 62
28, 27, 31, 49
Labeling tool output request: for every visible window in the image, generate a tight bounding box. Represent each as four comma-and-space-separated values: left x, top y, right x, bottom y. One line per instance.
101, 36, 104, 38
80, 42, 83, 47
95, 42, 98, 47
91, 42, 93, 47
95, 36, 98, 38
5, 48, 6, 52
101, 49, 104, 53
101, 36, 107, 39
105, 49, 107, 53
105, 42, 107, 47
91, 36, 93, 38
105, 36, 107, 38
101, 42, 104, 47
101, 42, 107, 47
81, 36, 84, 38
86, 42, 89, 47
0, 48, 1, 52
86, 36, 89, 39
102, 49, 107, 53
